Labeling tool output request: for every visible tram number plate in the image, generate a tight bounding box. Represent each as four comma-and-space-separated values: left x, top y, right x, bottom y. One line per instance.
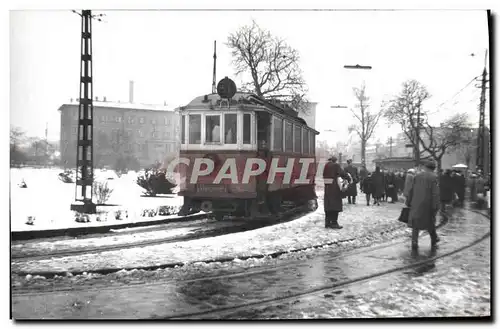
197, 184, 227, 193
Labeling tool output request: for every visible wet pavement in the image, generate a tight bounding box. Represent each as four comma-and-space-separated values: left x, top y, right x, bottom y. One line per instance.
12, 207, 490, 319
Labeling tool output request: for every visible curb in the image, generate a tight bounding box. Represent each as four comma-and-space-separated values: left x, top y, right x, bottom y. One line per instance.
11, 212, 208, 241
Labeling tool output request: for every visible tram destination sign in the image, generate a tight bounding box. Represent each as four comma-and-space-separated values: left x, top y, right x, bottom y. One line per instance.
217, 77, 237, 99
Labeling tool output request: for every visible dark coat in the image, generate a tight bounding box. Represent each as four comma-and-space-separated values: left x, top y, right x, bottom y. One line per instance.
371, 170, 385, 198
453, 174, 466, 199
344, 165, 359, 197
439, 173, 454, 203
406, 171, 440, 230
323, 161, 346, 213
362, 176, 374, 195
385, 173, 398, 199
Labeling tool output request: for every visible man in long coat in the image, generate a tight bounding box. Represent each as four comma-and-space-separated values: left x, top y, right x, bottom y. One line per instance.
452, 171, 466, 207
405, 161, 440, 251
344, 159, 359, 204
439, 169, 454, 211
371, 166, 385, 206
323, 156, 347, 229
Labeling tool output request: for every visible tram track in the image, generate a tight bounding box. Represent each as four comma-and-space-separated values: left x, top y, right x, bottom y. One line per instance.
11, 208, 489, 319
163, 208, 491, 319
12, 205, 454, 293
11, 204, 313, 269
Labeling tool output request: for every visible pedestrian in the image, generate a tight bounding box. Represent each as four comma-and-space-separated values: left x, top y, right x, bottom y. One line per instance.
359, 165, 368, 193
403, 168, 416, 200
362, 172, 374, 206
405, 160, 440, 251
323, 155, 348, 229
385, 172, 398, 203
344, 159, 359, 204
439, 169, 454, 212
371, 166, 385, 206
452, 170, 466, 207
476, 174, 487, 198
469, 173, 478, 202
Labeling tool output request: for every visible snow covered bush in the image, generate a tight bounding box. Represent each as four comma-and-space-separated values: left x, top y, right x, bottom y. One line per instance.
92, 180, 114, 204
136, 169, 176, 196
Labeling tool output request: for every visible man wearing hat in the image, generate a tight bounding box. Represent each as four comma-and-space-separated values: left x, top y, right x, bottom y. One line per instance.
323, 155, 348, 229
405, 160, 440, 251
344, 159, 359, 204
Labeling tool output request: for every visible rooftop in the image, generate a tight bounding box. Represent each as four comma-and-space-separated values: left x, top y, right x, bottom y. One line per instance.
58, 99, 178, 112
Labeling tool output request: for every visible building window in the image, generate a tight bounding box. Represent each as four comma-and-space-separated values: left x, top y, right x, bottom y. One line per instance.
188, 114, 201, 144
72, 126, 77, 134
294, 125, 301, 153
284, 121, 293, 152
166, 143, 171, 152
164, 117, 170, 125
151, 119, 157, 125
128, 116, 135, 124
205, 115, 221, 143
224, 113, 237, 144
100, 115, 106, 123
115, 116, 122, 123
243, 113, 251, 144
163, 131, 171, 139
139, 117, 145, 124
138, 130, 144, 138
302, 128, 309, 154
152, 131, 160, 139
181, 115, 186, 144
273, 117, 283, 151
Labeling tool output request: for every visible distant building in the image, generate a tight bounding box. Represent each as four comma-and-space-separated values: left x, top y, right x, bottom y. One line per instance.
58, 97, 179, 170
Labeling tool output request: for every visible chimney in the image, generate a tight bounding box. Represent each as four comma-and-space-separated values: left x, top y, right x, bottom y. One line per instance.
129, 81, 134, 103
103, 96, 107, 102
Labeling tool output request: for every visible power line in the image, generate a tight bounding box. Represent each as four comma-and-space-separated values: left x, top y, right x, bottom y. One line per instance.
437, 75, 481, 108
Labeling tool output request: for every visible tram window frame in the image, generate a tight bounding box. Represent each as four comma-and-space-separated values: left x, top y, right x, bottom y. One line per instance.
224, 113, 238, 144
180, 115, 186, 144
243, 113, 251, 144
188, 114, 202, 144
205, 114, 222, 144
294, 124, 302, 153
310, 131, 315, 155
284, 121, 293, 153
302, 127, 309, 154
273, 117, 283, 151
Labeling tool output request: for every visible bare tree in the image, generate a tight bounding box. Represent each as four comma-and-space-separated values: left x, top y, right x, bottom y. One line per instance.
349, 83, 383, 167
10, 126, 27, 166
226, 20, 310, 113
384, 79, 470, 170
316, 140, 337, 160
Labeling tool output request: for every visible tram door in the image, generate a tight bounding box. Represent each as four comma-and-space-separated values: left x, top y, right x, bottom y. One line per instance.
255, 112, 272, 213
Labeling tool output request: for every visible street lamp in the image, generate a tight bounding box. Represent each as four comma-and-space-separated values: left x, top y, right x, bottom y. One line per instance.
344, 64, 372, 70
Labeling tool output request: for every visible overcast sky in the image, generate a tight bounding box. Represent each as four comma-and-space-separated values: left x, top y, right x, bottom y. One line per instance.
10, 10, 489, 144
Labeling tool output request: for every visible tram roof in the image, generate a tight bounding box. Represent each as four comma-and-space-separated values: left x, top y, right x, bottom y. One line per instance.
181, 92, 316, 132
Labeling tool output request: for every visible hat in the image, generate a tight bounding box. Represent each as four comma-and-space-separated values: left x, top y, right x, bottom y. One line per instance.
424, 160, 436, 170
328, 155, 338, 163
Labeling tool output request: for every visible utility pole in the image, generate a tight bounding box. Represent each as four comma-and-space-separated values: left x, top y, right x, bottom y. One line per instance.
70, 10, 103, 214
476, 49, 488, 174
387, 136, 393, 157
415, 105, 421, 167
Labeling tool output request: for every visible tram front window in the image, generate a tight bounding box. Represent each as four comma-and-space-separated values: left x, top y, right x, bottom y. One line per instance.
224, 113, 237, 144
205, 115, 221, 143
188, 115, 201, 144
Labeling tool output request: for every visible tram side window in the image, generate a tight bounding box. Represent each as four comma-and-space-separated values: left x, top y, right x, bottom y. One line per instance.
310, 131, 315, 154
273, 117, 283, 151
243, 113, 251, 144
303, 128, 309, 154
181, 115, 186, 144
284, 121, 293, 152
188, 114, 201, 144
294, 125, 302, 153
224, 113, 237, 144
205, 115, 221, 143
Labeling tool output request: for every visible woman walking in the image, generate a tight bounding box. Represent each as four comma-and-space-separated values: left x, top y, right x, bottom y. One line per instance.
371, 167, 385, 206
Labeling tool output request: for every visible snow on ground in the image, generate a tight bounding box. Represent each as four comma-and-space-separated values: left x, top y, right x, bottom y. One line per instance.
12, 195, 406, 274
10, 168, 184, 232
